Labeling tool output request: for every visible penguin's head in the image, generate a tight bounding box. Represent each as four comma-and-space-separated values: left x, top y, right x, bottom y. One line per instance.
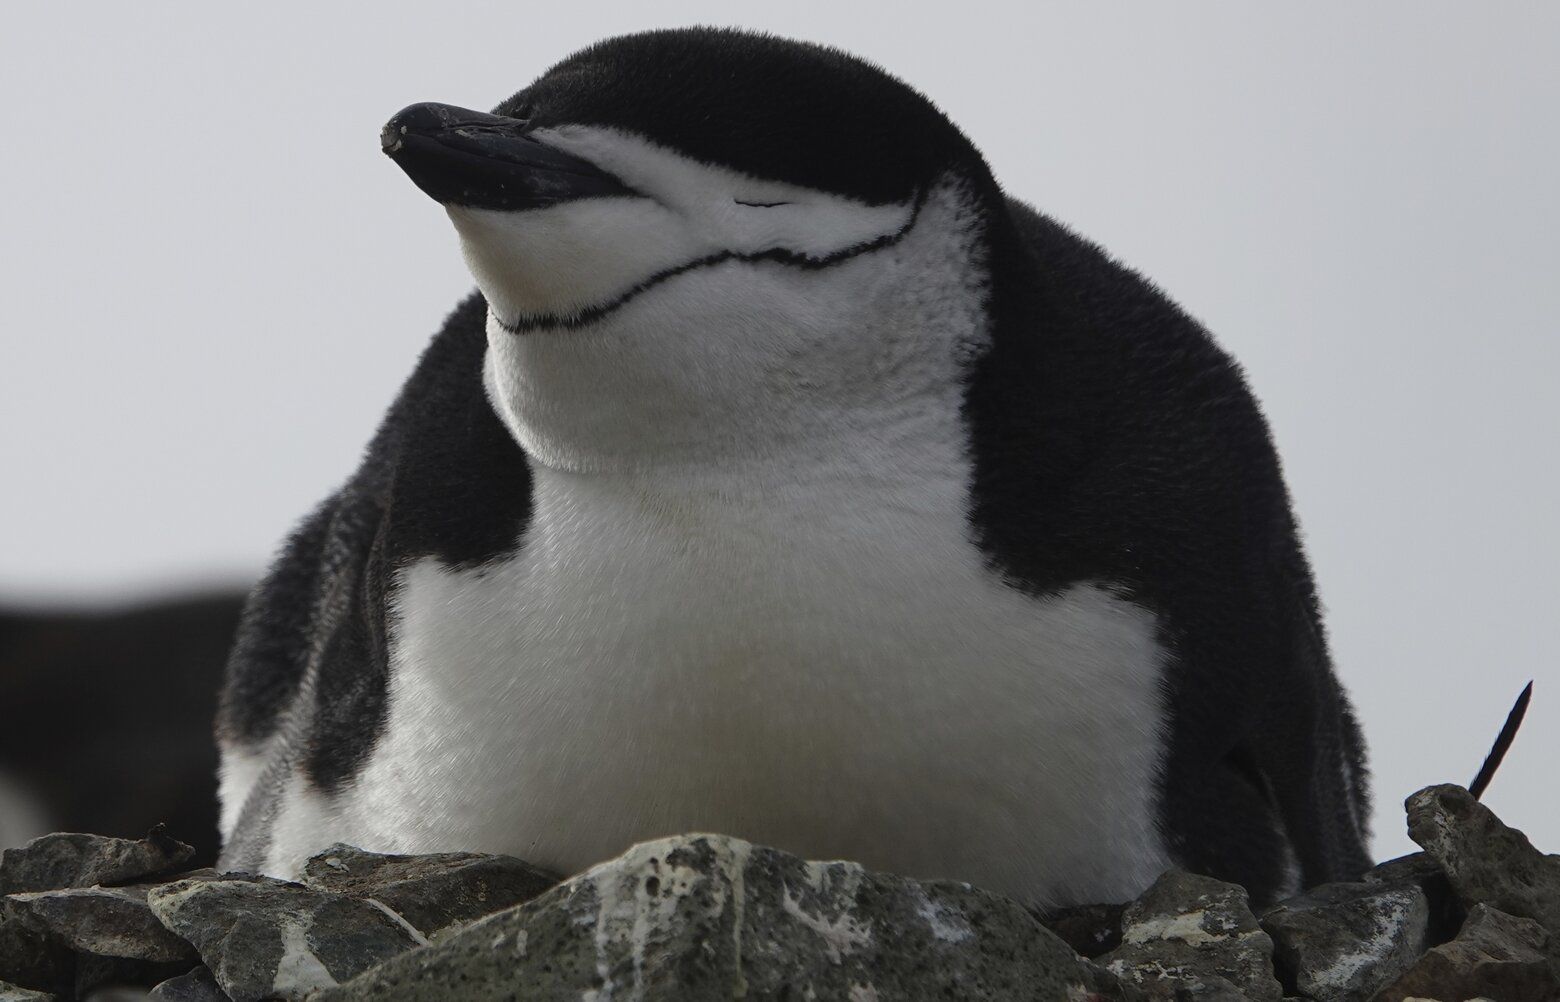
384, 28, 1004, 474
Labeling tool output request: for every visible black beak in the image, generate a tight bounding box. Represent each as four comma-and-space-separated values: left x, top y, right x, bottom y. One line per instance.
381, 102, 634, 210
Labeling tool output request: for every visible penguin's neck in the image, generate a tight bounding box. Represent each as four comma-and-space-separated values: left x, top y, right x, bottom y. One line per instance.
521, 399, 973, 529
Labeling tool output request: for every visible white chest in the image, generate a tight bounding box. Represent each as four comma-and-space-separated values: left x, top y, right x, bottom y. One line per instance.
276, 451, 1175, 909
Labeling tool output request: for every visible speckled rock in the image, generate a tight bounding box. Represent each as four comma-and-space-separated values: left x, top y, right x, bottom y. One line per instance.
1260, 880, 1427, 1001
148, 966, 231, 1001
1099, 869, 1283, 1001
1361, 853, 1464, 945
0, 979, 55, 1001
7, 884, 195, 963
300, 844, 556, 938
1405, 784, 1560, 952
0, 829, 194, 895
145, 876, 421, 1002
312, 833, 1125, 1001
1372, 903, 1558, 1002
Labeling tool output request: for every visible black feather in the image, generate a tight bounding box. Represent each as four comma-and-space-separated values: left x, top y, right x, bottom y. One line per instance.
1469, 681, 1533, 800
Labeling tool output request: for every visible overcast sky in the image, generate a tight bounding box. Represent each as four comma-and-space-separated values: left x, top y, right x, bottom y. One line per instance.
2, 2, 1555, 863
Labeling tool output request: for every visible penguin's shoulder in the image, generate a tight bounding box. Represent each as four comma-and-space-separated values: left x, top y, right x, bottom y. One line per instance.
988, 195, 1279, 470
218, 291, 535, 794
965, 197, 1292, 596
998, 196, 1252, 398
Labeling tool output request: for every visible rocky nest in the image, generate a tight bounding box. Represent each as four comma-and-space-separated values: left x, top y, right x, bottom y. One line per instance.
1, 784, 1555, 1001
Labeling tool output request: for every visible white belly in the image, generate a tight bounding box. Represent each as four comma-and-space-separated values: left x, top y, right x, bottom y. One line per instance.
264, 460, 1173, 909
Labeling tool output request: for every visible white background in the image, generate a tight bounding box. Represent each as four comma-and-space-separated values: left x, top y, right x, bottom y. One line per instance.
2, 3, 1555, 862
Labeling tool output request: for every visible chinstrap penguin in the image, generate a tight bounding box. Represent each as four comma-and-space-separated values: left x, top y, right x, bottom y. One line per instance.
217, 27, 1372, 909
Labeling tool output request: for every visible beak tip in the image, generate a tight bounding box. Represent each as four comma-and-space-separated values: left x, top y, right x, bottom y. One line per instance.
380, 122, 406, 155
382, 101, 633, 209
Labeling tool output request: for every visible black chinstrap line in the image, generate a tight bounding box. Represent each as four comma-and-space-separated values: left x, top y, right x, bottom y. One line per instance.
495, 187, 930, 335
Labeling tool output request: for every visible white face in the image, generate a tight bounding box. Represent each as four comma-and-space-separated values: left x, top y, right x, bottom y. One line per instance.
448, 126, 989, 476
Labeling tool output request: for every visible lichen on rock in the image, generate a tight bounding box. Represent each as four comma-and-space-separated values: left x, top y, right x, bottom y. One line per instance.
1099, 869, 1284, 1001
311, 834, 1122, 1002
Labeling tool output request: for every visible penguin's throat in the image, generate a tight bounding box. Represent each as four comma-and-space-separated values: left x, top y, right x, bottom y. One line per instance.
482, 341, 963, 485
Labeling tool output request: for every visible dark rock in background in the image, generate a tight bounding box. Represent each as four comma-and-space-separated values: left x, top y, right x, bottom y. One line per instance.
71, 951, 188, 1001
0, 830, 193, 896
1260, 879, 1427, 1001
1099, 869, 1284, 1001
311, 833, 1124, 1002
148, 966, 231, 1001
1037, 900, 1124, 958
0, 592, 247, 861
299, 843, 557, 938
0, 979, 55, 1001
0, 911, 73, 996
146, 875, 423, 1001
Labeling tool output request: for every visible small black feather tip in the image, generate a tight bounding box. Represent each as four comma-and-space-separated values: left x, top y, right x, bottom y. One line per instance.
1469, 681, 1533, 800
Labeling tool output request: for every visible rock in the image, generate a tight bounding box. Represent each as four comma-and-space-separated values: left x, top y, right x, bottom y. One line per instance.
1361, 853, 1441, 893
1372, 903, 1558, 1002
1099, 869, 1284, 1001
300, 844, 556, 937
1260, 880, 1427, 1001
0, 829, 195, 895
1037, 901, 1124, 958
312, 833, 1124, 1001
0, 914, 72, 996
1405, 785, 1560, 944
0, 979, 55, 1001
148, 966, 231, 1001
7, 885, 196, 963
145, 876, 422, 1002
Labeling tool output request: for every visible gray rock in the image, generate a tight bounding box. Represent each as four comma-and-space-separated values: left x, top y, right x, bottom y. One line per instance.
1361, 852, 1441, 891
1100, 869, 1284, 1001
145, 877, 421, 1002
0, 979, 55, 1001
1372, 903, 1558, 1002
147, 967, 230, 1001
312, 833, 1123, 1001
7, 885, 196, 963
1260, 880, 1427, 1001
0, 829, 194, 896
1405, 784, 1560, 945
300, 844, 556, 937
